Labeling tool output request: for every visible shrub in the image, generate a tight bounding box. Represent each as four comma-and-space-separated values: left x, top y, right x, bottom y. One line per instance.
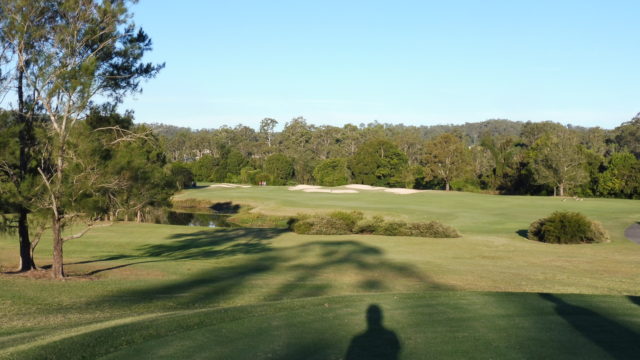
408, 221, 461, 238
528, 211, 608, 244
292, 213, 460, 238
353, 216, 384, 234
376, 221, 410, 236
292, 214, 352, 235
328, 211, 363, 231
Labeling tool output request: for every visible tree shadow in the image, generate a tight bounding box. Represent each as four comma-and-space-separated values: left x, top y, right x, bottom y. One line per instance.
539, 293, 640, 359
345, 304, 401, 360
92, 229, 445, 308
515, 229, 528, 239
628, 296, 640, 307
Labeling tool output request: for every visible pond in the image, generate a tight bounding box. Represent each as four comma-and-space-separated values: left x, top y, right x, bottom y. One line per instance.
155, 210, 238, 228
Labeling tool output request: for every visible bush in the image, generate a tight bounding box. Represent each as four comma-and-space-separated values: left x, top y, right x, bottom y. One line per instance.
528, 211, 609, 244
293, 213, 460, 239
353, 216, 384, 234
328, 211, 363, 231
407, 221, 461, 238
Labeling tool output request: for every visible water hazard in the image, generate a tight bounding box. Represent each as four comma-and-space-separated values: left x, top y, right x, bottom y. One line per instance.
157, 210, 238, 228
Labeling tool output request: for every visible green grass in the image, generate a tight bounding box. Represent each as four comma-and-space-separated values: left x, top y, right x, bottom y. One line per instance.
1, 187, 639, 358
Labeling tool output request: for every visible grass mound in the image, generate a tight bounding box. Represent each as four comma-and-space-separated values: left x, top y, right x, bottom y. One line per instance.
292, 212, 460, 238
528, 211, 609, 244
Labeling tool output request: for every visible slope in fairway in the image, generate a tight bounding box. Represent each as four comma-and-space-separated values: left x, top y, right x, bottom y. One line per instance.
6, 292, 640, 360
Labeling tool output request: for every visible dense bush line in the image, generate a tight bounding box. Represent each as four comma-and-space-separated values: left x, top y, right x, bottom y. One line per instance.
153, 116, 640, 199
528, 211, 609, 244
290, 211, 460, 238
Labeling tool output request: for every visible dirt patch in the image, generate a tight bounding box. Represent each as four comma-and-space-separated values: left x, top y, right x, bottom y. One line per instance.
624, 223, 640, 244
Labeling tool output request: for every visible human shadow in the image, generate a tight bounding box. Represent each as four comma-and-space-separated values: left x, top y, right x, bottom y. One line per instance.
515, 229, 528, 239
345, 304, 401, 360
628, 296, 640, 307
539, 293, 640, 359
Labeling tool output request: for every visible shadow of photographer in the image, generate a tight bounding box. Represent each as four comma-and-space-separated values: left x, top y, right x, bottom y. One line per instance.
345, 304, 401, 360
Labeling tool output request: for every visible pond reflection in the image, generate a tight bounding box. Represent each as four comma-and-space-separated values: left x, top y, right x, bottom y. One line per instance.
155, 211, 238, 228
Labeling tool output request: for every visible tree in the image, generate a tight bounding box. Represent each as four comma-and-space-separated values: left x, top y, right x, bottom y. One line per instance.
423, 133, 471, 191
1, 0, 163, 278
614, 113, 640, 158
313, 158, 350, 186
530, 131, 587, 197
259, 118, 278, 149
264, 154, 294, 185
349, 139, 408, 187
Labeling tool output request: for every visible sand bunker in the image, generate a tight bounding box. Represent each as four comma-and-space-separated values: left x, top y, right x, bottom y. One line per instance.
384, 188, 422, 195
288, 185, 323, 191
344, 184, 386, 190
208, 183, 251, 188
288, 183, 421, 194
302, 188, 359, 193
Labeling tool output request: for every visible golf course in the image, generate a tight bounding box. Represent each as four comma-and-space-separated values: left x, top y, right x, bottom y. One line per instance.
1, 186, 639, 359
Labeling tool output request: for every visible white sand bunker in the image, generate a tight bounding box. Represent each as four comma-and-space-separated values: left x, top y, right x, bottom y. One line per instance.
289, 185, 358, 193
208, 183, 251, 188
384, 188, 422, 195
288, 185, 323, 191
288, 183, 420, 194
344, 184, 386, 190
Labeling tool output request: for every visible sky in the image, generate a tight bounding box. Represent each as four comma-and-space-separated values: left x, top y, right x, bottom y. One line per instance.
121, 0, 640, 130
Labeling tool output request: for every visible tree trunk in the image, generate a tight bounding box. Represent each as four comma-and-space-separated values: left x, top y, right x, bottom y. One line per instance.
16, 65, 36, 272
445, 181, 450, 191
559, 183, 564, 197
136, 210, 142, 223
17, 209, 36, 271
51, 212, 64, 279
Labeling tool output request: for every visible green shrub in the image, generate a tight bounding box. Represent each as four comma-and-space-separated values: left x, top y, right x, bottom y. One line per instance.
353, 216, 384, 234
292, 213, 460, 239
328, 211, 363, 231
407, 221, 461, 238
292, 215, 352, 235
528, 211, 608, 244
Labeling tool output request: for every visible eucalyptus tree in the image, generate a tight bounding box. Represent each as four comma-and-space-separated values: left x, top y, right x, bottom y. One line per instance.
1, 0, 163, 278
423, 133, 471, 191
530, 130, 587, 197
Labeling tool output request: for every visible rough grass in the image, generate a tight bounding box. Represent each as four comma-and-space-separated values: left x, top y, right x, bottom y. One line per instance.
0, 187, 639, 358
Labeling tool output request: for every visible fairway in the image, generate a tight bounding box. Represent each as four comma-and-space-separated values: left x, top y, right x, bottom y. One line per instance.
1, 188, 639, 359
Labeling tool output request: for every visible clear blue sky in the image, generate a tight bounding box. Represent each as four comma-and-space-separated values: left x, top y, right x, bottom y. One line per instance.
122, 0, 640, 130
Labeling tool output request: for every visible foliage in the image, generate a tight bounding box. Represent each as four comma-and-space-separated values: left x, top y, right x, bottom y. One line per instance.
423, 133, 471, 191
530, 130, 587, 196
349, 139, 408, 187
292, 212, 459, 238
264, 154, 294, 185
528, 211, 609, 244
313, 158, 350, 186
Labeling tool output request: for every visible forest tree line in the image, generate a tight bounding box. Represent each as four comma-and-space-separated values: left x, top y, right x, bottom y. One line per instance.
152, 115, 640, 199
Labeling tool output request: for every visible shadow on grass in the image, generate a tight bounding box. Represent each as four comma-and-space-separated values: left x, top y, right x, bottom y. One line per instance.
628, 296, 640, 307
515, 229, 528, 239
539, 293, 640, 359
92, 228, 444, 307
346, 304, 401, 360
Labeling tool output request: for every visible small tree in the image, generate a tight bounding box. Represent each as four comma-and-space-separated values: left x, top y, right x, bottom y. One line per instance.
423, 133, 471, 191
